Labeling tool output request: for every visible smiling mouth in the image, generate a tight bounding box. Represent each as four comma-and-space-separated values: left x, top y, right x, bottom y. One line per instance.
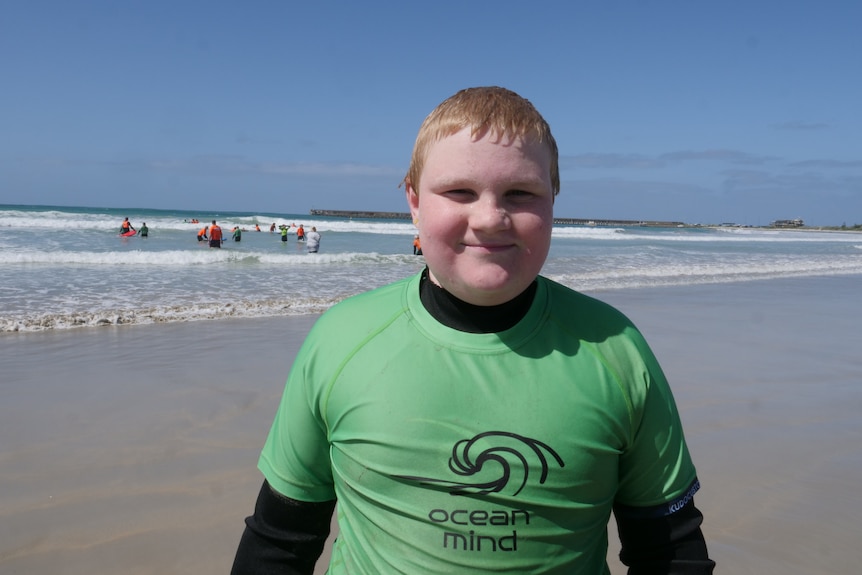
464, 243, 515, 253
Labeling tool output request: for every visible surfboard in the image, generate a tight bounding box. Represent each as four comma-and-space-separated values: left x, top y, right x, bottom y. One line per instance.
120, 230, 136, 237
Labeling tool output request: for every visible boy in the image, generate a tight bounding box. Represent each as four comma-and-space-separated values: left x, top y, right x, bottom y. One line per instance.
231, 87, 713, 574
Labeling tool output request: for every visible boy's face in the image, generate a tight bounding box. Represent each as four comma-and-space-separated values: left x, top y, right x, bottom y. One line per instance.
407, 127, 554, 306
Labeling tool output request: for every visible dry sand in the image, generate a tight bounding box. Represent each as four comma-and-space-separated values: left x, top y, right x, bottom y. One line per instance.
2, 276, 860, 574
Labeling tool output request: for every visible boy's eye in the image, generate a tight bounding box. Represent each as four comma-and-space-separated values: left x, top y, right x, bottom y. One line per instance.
443, 189, 475, 200
507, 189, 536, 200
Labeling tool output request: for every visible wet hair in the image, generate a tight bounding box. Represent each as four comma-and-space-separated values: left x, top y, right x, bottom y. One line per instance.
403, 86, 559, 195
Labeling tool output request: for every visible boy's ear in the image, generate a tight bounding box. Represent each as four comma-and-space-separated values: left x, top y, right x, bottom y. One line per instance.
405, 181, 420, 221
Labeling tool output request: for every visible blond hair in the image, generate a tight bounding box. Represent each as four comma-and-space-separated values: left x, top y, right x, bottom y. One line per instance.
403, 86, 559, 195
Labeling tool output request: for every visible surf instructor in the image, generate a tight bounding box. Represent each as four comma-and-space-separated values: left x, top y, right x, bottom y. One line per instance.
120, 217, 135, 235
208, 220, 223, 248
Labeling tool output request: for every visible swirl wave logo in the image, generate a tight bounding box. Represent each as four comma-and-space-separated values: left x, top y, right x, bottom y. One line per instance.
397, 431, 564, 496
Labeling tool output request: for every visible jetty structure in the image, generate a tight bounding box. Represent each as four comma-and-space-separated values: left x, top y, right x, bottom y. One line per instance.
769, 218, 804, 228
309, 209, 684, 228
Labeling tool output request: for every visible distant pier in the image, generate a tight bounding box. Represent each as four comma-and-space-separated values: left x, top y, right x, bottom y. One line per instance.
309, 209, 684, 227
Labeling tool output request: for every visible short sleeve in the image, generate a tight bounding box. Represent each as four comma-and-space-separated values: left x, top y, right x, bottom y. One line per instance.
614, 329, 698, 511
258, 330, 337, 503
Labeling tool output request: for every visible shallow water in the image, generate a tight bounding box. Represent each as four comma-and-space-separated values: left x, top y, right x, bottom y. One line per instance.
2, 204, 861, 331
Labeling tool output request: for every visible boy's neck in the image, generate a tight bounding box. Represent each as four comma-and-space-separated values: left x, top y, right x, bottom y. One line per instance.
419, 268, 537, 333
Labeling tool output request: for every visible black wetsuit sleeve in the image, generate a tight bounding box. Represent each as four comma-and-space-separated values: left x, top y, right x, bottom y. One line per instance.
231, 480, 336, 575
614, 499, 715, 574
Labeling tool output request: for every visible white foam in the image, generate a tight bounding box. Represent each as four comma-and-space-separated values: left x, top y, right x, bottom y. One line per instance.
0, 297, 341, 333
0, 249, 420, 267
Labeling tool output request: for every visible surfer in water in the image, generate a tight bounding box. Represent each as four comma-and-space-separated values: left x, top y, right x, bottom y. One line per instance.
208, 220, 223, 248
120, 217, 135, 235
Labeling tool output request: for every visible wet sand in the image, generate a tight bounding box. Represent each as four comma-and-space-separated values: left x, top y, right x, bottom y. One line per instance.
2, 276, 861, 574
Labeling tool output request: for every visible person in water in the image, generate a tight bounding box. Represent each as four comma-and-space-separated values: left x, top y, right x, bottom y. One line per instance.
296, 224, 305, 242
197, 227, 208, 242
280, 225, 289, 242
138, 222, 149, 237
231, 87, 714, 574
306, 226, 321, 253
120, 217, 135, 235
412, 234, 422, 255
208, 220, 222, 248
232, 226, 242, 242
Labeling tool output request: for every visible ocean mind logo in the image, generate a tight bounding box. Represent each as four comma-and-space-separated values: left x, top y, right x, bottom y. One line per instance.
396, 431, 565, 554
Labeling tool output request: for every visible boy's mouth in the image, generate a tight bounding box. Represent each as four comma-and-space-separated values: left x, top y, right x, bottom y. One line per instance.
463, 242, 515, 253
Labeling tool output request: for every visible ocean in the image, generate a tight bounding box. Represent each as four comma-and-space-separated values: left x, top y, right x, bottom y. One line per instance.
2, 203, 861, 332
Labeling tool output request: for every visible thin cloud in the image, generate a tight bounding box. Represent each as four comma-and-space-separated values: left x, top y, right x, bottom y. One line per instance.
660, 149, 775, 165
136, 156, 401, 177
234, 133, 285, 146
568, 177, 715, 196
720, 168, 853, 195
146, 155, 249, 172
771, 121, 829, 131
562, 149, 775, 170
561, 153, 664, 169
259, 162, 400, 177
788, 159, 862, 169
719, 169, 775, 187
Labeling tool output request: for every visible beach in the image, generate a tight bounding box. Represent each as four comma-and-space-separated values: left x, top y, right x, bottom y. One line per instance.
2, 276, 861, 574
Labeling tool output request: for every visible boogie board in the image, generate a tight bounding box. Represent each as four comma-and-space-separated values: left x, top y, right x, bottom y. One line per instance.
120, 230, 136, 237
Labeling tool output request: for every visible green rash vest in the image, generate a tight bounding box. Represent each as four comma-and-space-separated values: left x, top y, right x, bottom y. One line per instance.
259, 272, 698, 574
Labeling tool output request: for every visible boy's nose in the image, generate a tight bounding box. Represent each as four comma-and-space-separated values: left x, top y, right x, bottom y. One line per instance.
472, 197, 510, 231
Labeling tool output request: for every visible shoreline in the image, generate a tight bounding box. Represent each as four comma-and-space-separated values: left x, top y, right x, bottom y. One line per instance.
5, 270, 862, 335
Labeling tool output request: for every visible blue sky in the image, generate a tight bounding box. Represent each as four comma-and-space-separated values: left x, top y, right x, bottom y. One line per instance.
2, 1, 860, 226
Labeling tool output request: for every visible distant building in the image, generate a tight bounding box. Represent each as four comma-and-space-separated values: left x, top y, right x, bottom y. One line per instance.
770, 218, 804, 228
